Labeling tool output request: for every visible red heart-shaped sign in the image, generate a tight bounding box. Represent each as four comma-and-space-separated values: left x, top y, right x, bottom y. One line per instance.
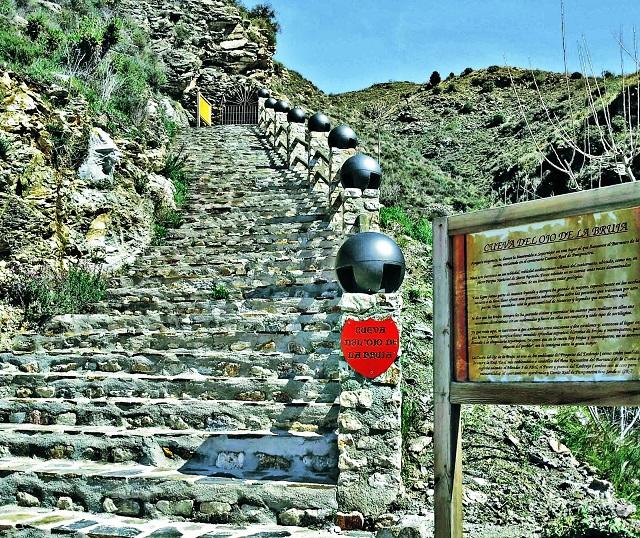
341, 317, 400, 379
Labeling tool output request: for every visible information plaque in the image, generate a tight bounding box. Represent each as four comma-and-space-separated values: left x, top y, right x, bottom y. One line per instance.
454, 206, 640, 383
432, 183, 640, 538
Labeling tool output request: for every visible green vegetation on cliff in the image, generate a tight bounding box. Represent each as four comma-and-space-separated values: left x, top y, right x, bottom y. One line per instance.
0, 0, 166, 134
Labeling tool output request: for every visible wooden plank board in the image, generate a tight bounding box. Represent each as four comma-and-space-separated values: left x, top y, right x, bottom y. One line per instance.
433, 218, 463, 538
450, 381, 640, 406
448, 182, 640, 235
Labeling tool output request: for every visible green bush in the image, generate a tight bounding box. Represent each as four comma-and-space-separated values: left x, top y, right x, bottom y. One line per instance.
0, 134, 11, 160
460, 101, 474, 113
0, 28, 41, 65
556, 408, 640, 506
480, 79, 495, 93
163, 147, 189, 207
429, 70, 441, 86
246, 3, 280, 48
381, 206, 433, 244
488, 112, 505, 127
2, 265, 107, 324
461, 67, 473, 76
0, 0, 16, 15
152, 222, 167, 245
211, 283, 230, 300
542, 504, 636, 538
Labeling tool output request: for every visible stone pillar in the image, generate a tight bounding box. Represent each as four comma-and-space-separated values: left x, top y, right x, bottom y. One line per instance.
287, 122, 308, 173
265, 108, 276, 146
327, 148, 357, 230
258, 97, 267, 131
275, 111, 288, 159
336, 293, 404, 519
308, 131, 330, 194
331, 188, 382, 234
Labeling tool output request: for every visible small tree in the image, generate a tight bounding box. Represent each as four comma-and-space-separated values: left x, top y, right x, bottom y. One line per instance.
429, 70, 441, 86
362, 98, 396, 164
509, 0, 640, 188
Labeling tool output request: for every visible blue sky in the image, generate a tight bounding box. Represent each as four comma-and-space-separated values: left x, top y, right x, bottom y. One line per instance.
242, 0, 640, 94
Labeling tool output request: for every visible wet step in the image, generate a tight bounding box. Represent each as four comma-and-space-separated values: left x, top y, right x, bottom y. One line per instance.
0, 349, 341, 379
0, 371, 340, 403
0, 398, 339, 433
0, 505, 368, 537
0, 457, 337, 524
0, 425, 337, 483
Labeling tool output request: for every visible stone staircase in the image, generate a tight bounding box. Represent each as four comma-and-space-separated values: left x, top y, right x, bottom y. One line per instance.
0, 126, 351, 534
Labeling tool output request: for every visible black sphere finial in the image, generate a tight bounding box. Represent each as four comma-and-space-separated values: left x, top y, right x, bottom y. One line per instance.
335, 232, 405, 294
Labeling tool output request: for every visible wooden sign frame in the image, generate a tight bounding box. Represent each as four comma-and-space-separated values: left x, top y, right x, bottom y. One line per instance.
433, 182, 640, 538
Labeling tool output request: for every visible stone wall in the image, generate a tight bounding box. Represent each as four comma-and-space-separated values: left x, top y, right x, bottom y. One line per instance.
118, 0, 274, 114
256, 98, 403, 520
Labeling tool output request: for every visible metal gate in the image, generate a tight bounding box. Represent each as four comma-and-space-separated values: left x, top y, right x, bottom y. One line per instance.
221, 103, 258, 125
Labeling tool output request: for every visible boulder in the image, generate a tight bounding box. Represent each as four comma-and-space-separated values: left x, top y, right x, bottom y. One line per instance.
78, 128, 120, 188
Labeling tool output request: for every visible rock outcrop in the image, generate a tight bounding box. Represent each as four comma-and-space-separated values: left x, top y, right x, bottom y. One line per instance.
119, 0, 274, 110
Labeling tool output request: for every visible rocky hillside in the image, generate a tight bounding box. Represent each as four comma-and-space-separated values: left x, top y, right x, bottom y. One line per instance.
273, 64, 639, 216
119, 0, 275, 107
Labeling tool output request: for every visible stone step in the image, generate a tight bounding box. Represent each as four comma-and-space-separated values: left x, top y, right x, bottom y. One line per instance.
0, 505, 366, 537
165, 219, 330, 236
104, 280, 340, 304
116, 256, 336, 281
0, 398, 339, 433
129, 248, 337, 269
0, 349, 341, 379
96, 295, 341, 316
143, 238, 337, 253
0, 371, 340, 403
111, 270, 338, 294
11, 327, 339, 355
0, 424, 337, 483
0, 457, 337, 524
163, 228, 336, 245
44, 311, 340, 335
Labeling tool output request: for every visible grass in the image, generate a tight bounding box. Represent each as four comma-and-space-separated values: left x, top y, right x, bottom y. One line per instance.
556, 408, 640, 507
211, 283, 230, 300
162, 147, 189, 207
380, 206, 433, 244
542, 504, 637, 538
2, 265, 107, 325
0, 134, 11, 160
0, 0, 167, 133
152, 222, 168, 245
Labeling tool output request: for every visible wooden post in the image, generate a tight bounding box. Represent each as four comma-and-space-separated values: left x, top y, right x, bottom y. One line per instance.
433, 217, 463, 538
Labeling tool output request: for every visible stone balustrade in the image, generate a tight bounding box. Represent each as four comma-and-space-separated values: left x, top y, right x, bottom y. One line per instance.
287, 121, 308, 173
256, 94, 403, 523
308, 130, 331, 194
274, 111, 288, 159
